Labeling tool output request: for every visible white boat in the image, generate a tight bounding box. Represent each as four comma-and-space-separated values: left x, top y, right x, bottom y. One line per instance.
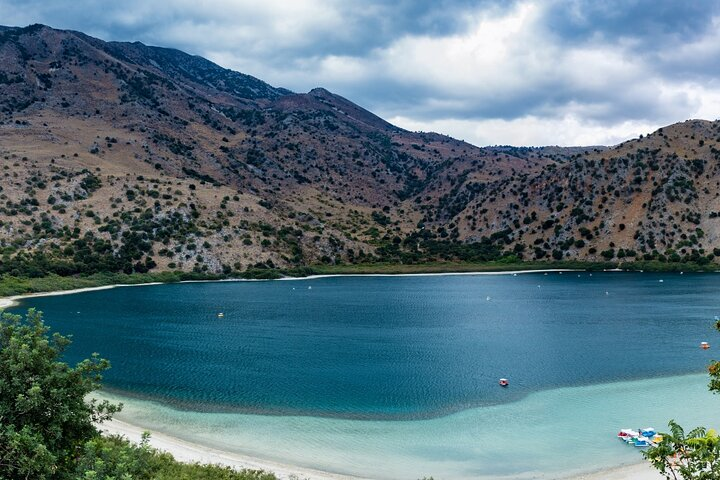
617, 429, 639, 439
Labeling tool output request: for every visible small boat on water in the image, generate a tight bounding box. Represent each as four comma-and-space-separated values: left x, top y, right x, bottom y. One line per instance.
701, 342, 710, 349
617, 429, 639, 439
617, 427, 659, 448
634, 437, 651, 447
217, 312, 224, 318
499, 378, 509, 387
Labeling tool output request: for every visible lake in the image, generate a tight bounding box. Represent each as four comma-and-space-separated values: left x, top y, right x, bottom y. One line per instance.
9, 272, 720, 478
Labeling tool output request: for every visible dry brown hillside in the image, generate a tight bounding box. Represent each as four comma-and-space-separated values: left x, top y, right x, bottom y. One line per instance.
0, 24, 718, 276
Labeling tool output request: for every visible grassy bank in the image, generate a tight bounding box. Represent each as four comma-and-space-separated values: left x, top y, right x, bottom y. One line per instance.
1, 260, 716, 298
305, 259, 718, 275
0, 271, 226, 297
306, 260, 611, 275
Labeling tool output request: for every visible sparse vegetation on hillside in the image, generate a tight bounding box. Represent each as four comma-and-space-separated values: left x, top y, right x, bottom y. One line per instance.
1, 24, 720, 286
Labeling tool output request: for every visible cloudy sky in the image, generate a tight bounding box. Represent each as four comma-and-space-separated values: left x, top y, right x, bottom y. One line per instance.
2, 0, 720, 146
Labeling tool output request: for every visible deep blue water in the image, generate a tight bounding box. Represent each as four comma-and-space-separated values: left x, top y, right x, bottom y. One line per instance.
10, 272, 719, 420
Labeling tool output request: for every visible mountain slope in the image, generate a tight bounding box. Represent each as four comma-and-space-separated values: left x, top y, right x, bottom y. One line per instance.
0, 24, 718, 277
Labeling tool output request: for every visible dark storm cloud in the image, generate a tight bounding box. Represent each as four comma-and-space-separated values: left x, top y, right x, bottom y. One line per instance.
544, 0, 720, 46
0, 0, 508, 58
0, 0, 718, 145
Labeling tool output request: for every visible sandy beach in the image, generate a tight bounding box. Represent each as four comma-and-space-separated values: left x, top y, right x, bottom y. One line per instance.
569, 462, 663, 480
99, 418, 362, 480
100, 417, 663, 480
0, 297, 15, 309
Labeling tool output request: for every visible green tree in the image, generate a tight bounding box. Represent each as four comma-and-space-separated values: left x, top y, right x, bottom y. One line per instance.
645, 421, 720, 480
644, 318, 720, 478
0, 309, 120, 479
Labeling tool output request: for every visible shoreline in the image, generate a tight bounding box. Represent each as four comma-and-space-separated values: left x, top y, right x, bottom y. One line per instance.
567, 462, 662, 480
0, 281, 166, 310
99, 418, 362, 480
278, 268, 578, 281
0, 268, 580, 309
1, 267, 716, 309
99, 415, 661, 480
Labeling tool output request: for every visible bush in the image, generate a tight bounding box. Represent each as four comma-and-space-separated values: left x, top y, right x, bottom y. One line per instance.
76, 434, 276, 480
0, 309, 278, 479
0, 309, 120, 479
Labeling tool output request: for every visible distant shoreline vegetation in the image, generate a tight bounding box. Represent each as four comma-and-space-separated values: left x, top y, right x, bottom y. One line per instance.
0, 259, 716, 298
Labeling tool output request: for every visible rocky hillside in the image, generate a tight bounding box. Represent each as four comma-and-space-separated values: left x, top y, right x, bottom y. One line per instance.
0, 24, 718, 276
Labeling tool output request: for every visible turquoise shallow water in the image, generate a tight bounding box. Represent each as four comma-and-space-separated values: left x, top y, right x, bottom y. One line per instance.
9, 272, 720, 478
98, 372, 719, 479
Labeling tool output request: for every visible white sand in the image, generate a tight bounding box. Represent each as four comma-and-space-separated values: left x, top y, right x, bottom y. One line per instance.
568, 462, 663, 480
99, 418, 363, 480
0, 297, 16, 309
1, 282, 165, 305
279, 269, 581, 280
100, 418, 664, 480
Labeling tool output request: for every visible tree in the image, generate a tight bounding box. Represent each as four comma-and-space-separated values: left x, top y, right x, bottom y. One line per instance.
644, 319, 720, 478
645, 421, 720, 479
0, 309, 120, 479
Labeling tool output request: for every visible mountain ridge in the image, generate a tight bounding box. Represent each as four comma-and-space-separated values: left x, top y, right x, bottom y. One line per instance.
1, 23, 719, 277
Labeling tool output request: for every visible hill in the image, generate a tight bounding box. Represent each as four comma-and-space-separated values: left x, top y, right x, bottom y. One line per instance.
1, 24, 718, 279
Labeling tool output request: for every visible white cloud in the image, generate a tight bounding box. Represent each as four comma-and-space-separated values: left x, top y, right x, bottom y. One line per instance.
156, 0, 345, 54
2, 0, 720, 146
388, 114, 662, 147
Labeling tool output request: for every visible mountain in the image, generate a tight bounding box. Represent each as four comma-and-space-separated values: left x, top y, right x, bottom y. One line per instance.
1, 23, 718, 277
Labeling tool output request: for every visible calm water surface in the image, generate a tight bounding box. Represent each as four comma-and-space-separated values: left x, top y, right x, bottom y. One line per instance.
10, 272, 720, 478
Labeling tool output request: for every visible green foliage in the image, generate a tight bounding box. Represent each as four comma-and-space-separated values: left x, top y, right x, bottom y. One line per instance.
644, 421, 720, 479
75, 434, 276, 480
0, 271, 224, 297
0, 309, 120, 479
80, 173, 102, 195
645, 319, 720, 478
708, 319, 720, 395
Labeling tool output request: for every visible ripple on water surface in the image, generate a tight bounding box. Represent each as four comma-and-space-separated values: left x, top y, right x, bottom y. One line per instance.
11, 272, 720, 477
13, 272, 718, 419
